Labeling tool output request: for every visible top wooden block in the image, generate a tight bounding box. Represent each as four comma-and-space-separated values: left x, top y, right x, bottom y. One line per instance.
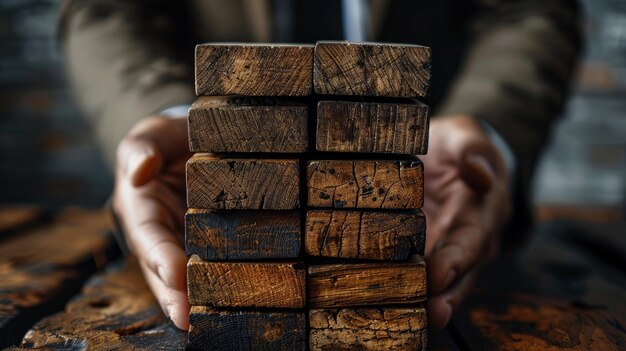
195, 44, 313, 96
314, 41, 431, 98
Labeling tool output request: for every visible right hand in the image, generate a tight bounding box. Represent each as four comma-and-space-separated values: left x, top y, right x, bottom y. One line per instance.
112, 116, 191, 330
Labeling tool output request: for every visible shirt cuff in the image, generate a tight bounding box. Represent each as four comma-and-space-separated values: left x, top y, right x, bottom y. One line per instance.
160, 104, 192, 119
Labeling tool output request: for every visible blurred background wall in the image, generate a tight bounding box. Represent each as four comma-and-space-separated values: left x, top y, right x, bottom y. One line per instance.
533, 0, 626, 222
0, 0, 112, 207
0, 0, 624, 219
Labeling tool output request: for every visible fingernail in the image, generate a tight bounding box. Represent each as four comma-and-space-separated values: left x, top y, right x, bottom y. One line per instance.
444, 269, 457, 290
126, 150, 147, 177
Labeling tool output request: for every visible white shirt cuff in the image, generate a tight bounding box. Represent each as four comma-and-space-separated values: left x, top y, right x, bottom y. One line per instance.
160, 104, 192, 119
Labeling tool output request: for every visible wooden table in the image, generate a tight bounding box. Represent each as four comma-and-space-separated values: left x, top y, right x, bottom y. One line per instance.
0, 207, 624, 350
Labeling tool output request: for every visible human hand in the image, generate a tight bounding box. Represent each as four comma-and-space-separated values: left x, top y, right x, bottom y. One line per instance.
420, 115, 512, 330
112, 116, 191, 330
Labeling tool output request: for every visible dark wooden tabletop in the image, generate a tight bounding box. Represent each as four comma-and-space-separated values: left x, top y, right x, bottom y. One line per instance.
0, 207, 624, 350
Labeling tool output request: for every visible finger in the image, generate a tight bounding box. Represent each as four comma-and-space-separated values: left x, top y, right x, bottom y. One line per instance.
139, 260, 190, 330
427, 271, 476, 331
117, 117, 189, 186
427, 221, 486, 295
117, 137, 163, 186
129, 220, 188, 291
115, 173, 188, 290
424, 183, 473, 254
460, 153, 495, 194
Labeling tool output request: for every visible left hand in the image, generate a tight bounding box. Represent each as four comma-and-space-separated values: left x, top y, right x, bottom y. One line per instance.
420, 115, 512, 330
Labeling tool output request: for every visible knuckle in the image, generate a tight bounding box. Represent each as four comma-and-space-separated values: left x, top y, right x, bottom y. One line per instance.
116, 137, 135, 166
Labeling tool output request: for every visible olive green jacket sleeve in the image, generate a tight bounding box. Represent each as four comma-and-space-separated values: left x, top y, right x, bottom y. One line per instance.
437, 0, 582, 232
59, 0, 196, 166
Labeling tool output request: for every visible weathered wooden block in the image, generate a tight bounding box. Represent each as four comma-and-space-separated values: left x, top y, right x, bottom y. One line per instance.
308, 259, 427, 308
309, 307, 427, 351
185, 209, 301, 260
316, 100, 429, 155
196, 43, 313, 96
186, 155, 300, 210
305, 210, 426, 260
188, 97, 308, 153
307, 159, 423, 209
313, 41, 431, 97
187, 256, 306, 308
188, 306, 306, 351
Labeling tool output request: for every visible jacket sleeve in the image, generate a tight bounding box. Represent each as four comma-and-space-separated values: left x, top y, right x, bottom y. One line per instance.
59, 0, 196, 166
436, 0, 582, 238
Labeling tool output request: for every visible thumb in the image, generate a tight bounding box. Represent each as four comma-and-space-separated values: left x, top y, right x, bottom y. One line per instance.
459, 153, 496, 194
118, 137, 164, 187
116, 116, 189, 186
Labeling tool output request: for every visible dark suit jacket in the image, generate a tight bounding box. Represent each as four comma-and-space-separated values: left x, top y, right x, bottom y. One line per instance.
59, 0, 582, 242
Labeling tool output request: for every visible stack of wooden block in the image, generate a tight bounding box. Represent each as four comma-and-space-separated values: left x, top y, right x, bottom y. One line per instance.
184, 42, 431, 351
306, 42, 431, 351
185, 43, 313, 350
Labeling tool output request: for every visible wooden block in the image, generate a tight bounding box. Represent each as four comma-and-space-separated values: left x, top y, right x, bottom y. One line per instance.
313, 41, 431, 97
308, 259, 427, 308
188, 96, 308, 153
309, 307, 427, 351
307, 159, 423, 209
187, 256, 306, 308
306, 210, 426, 260
195, 43, 313, 96
0, 209, 115, 348
316, 100, 430, 155
185, 209, 301, 260
16, 259, 186, 350
188, 306, 306, 351
187, 155, 300, 210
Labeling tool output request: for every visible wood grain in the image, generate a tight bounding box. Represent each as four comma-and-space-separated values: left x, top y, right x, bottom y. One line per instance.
307, 160, 423, 209
15, 259, 186, 350
451, 220, 626, 351
0, 209, 115, 348
188, 96, 308, 153
187, 256, 306, 308
308, 259, 427, 308
306, 210, 426, 260
196, 43, 313, 96
185, 209, 301, 260
457, 291, 626, 351
309, 307, 427, 351
187, 155, 300, 210
188, 306, 306, 351
313, 41, 431, 97
316, 100, 430, 155
0, 206, 46, 238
